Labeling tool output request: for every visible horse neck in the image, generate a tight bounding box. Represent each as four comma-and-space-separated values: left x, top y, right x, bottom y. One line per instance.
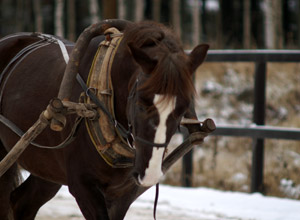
111, 44, 138, 128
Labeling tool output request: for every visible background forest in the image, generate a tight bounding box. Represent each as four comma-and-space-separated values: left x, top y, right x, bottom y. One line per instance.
1, 0, 300, 49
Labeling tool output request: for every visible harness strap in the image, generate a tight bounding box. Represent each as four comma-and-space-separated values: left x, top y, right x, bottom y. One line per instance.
0, 33, 81, 150
135, 136, 167, 148
36, 34, 70, 64
0, 114, 83, 149
76, 73, 130, 140
0, 40, 50, 108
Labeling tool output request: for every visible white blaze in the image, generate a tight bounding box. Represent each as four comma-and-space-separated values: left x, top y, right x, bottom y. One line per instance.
138, 94, 176, 187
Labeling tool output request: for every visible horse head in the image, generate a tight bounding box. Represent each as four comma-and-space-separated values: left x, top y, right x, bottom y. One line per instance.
125, 22, 209, 187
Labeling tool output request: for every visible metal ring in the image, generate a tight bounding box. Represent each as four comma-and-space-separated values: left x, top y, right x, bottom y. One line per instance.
86, 87, 97, 97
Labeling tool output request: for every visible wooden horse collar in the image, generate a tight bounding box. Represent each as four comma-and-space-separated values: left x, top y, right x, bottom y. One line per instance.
83, 28, 135, 168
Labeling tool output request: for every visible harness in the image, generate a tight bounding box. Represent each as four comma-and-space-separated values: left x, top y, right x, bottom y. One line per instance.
0, 29, 215, 220
0, 33, 80, 149
78, 28, 135, 168
76, 28, 168, 167
0, 31, 170, 169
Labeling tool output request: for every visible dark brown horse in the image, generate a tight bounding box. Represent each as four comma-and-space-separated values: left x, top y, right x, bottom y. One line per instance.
0, 20, 209, 219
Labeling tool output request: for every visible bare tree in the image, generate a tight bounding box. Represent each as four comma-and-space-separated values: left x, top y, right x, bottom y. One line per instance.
192, 0, 201, 45
152, 0, 161, 22
33, 0, 43, 32
135, 0, 144, 22
102, 0, 117, 19
68, 0, 76, 41
170, 0, 181, 39
55, 0, 64, 37
15, 0, 24, 32
90, 0, 100, 24
118, 0, 126, 19
216, 0, 223, 48
274, 0, 283, 49
264, 0, 283, 49
243, 0, 251, 48
298, 0, 300, 48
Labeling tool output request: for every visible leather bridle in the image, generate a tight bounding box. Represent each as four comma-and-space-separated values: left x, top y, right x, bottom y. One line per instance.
126, 74, 169, 149
77, 72, 169, 150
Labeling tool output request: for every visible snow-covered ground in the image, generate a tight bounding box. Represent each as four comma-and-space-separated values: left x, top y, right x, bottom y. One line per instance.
36, 184, 300, 220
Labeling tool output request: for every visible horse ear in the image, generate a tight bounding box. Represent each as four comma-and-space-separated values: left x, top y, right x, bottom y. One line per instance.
188, 44, 209, 73
128, 42, 157, 74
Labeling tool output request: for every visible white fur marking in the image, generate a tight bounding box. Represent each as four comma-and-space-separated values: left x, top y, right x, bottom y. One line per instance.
139, 94, 176, 187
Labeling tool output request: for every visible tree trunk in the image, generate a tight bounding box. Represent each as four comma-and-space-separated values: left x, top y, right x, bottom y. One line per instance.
102, 0, 117, 19
67, 0, 76, 41
135, 0, 144, 22
298, 0, 300, 48
192, 0, 201, 45
274, 0, 283, 49
216, 0, 223, 48
13, 0, 23, 32
118, 0, 126, 19
264, 0, 274, 48
243, 0, 251, 48
264, 0, 283, 49
152, 0, 161, 22
24, 0, 33, 32
33, 0, 43, 32
55, 0, 64, 37
171, 0, 181, 39
89, 0, 100, 24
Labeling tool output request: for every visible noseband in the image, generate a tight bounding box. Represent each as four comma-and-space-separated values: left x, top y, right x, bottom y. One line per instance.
127, 74, 169, 149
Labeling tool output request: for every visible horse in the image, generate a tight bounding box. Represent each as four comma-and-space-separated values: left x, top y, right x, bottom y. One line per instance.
0, 19, 209, 219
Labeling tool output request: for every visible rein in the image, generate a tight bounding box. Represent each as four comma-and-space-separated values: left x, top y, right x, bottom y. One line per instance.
0, 114, 82, 149
0, 33, 83, 150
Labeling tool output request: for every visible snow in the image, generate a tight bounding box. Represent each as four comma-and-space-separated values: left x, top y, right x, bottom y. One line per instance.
36, 184, 300, 220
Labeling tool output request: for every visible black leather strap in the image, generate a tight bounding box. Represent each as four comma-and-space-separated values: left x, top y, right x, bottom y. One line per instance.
0, 114, 82, 149
76, 73, 131, 140
135, 136, 168, 148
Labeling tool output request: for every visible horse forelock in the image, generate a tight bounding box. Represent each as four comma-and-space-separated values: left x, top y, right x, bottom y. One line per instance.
124, 22, 195, 103
139, 51, 195, 103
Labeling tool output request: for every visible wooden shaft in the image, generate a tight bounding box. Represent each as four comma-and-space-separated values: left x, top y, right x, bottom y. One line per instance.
162, 131, 207, 174
162, 118, 215, 173
134, 118, 216, 200
0, 111, 50, 177
58, 19, 131, 100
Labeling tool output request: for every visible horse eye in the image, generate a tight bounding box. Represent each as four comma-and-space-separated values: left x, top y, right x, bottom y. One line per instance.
138, 97, 152, 106
141, 39, 157, 48
137, 102, 146, 111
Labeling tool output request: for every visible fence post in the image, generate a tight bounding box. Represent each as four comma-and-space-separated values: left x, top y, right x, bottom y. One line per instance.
251, 62, 266, 193
181, 128, 193, 187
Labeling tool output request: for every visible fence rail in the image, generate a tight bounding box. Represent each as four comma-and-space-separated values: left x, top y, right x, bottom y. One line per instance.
205, 49, 300, 62
213, 124, 300, 140
182, 49, 300, 193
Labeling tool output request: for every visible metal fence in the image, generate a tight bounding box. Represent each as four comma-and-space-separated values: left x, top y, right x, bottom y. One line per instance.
182, 50, 300, 193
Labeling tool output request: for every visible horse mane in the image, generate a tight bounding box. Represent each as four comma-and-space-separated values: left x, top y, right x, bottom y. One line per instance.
124, 21, 195, 103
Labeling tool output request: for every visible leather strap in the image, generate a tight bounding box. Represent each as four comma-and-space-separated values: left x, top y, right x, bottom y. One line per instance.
76, 73, 130, 140
0, 114, 83, 149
